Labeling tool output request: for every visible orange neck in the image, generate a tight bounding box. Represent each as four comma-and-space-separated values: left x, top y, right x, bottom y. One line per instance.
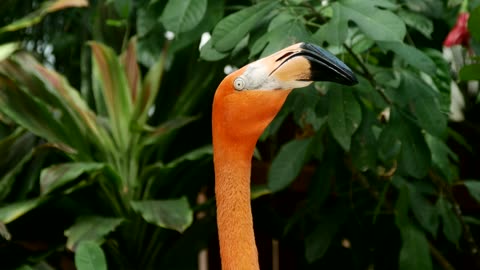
212, 78, 291, 269
214, 142, 259, 270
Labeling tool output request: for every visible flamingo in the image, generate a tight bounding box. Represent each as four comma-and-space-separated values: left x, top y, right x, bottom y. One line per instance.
212, 42, 357, 270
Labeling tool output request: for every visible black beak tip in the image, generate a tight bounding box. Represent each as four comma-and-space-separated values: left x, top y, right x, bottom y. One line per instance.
300, 42, 359, 86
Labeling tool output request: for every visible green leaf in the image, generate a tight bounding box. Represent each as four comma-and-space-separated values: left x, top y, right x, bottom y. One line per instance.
0, 75, 74, 148
0, 0, 88, 34
65, 216, 123, 251
160, 0, 207, 34
313, 3, 348, 46
258, 18, 311, 58
267, 138, 313, 192
142, 116, 199, 146
395, 71, 447, 137
200, 39, 229, 61
328, 87, 362, 151
0, 222, 11, 240
305, 207, 347, 263
0, 53, 115, 156
337, 0, 406, 42
75, 241, 108, 270
459, 64, 480, 81
0, 149, 33, 200
377, 41, 436, 75
110, 0, 132, 19
468, 6, 480, 43
437, 197, 461, 245
0, 43, 19, 62
211, 1, 278, 52
350, 109, 377, 171
464, 180, 480, 203
397, 10, 433, 39
409, 191, 438, 236
133, 48, 167, 124
0, 197, 47, 223
397, 117, 431, 178
90, 42, 133, 151
130, 197, 193, 233
426, 134, 457, 183
379, 111, 431, 178
398, 224, 432, 270
40, 162, 105, 195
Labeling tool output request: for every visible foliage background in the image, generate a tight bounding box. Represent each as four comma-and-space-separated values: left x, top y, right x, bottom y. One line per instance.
1, 0, 480, 269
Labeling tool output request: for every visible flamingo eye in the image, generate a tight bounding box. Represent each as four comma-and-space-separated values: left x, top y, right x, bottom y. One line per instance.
233, 77, 246, 91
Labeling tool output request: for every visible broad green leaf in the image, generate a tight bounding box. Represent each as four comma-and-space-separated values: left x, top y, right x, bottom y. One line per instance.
459, 64, 480, 81
404, 0, 444, 19
468, 6, 480, 43
426, 134, 457, 183
130, 197, 193, 233
160, 0, 207, 34
170, 0, 224, 53
409, 191, 438, 236
211, 1, 278, 52
75, 241, 108, 270
313, 3, 348, 46
109, 0, 132, 19
350, 109, 377, 171
394, 71, 446, 137
328, 87, 362, 151
398, 224, 432, 270
40, 162, 105, 195
397, 10, 433, 39
90, 42, 133, 151
200, 39, 229, 61
337, 0, 406, 42
437, 197, 461, 245
0, 43, 19, 62
65, 216, 123, 251
464, 180, 480, 203
0, 197, 47, 223
267, 138, 313, 192
258, 18, 311, 58
397, 115, 431, 178
305, 207, 347, 263
379, 111, 431, 178
378, 41, 436, 75
0, 0, 88, 34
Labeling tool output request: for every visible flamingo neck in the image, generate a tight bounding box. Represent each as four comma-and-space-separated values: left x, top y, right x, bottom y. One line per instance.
213, 140, 259, 270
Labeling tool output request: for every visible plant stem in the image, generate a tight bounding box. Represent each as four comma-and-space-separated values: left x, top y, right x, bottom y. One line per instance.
342, 44, 394, 105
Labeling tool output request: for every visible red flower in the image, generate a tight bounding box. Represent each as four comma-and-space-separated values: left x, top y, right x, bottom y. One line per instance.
444, 12, 470, 47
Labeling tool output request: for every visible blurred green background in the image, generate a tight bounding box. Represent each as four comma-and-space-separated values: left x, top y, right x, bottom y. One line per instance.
1, 0, 480, 269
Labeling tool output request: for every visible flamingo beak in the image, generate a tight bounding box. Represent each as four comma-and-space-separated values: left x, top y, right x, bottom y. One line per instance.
270, 42, 358, 86
298, 43, 358, 85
